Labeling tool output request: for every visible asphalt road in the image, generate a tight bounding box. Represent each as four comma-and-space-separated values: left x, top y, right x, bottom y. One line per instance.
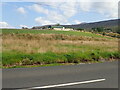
2, 61, 118, 89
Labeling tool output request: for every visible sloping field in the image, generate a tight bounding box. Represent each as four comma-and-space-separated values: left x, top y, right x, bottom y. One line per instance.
1, 29, 119, 68
2, 29, 112, 39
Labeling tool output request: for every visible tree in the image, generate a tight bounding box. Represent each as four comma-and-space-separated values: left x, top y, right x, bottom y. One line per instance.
92, 28, 96, 31
22, 27, 28, 29
56, 23, 60, 26
92, 27, 104, 32
116, 29, 120, 34
96, 27, 104, 32
102, 32, 106, 36
32, 27, 35, 29
22, 27, 25, 29
48, 25, 51, 29
76, 28, 84, 31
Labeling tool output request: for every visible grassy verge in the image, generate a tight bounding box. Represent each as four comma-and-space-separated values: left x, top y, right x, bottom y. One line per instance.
2, 50, 120, 68
3, 63, 66, 69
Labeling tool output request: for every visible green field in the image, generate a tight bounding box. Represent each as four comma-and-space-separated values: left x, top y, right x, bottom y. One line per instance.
2, 29, 113, 39
1, 29, 119, 68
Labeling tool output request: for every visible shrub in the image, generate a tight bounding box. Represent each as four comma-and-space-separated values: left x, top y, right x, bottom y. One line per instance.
21, 58, 33, 65
90, 52, 100, 61
64, 54, 73, 63
113, 52, 120, 59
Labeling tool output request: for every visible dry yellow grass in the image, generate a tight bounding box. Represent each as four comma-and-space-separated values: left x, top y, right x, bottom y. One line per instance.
2, 34, 118, 54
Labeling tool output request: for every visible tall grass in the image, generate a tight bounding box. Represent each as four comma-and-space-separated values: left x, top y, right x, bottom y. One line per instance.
2, 34, 118, 54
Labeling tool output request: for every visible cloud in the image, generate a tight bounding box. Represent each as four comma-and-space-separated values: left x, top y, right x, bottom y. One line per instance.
77, 2, 118, 18
35, 17, 56, 25
0, 21, 14, 28
29, 4, 49, 14
47, 11, 68, 23
36, 2, 77, 18
74, 20, 81, 24
92, 2, 118, 18
79, 2, 93, 12
35, 13, 68, 25
32, 3, 69, 25
44, 1, 118, 19
59, 2, 77, 18
30, 1, 118, 25
19, 25, 28, 28
17, 7, 26, 14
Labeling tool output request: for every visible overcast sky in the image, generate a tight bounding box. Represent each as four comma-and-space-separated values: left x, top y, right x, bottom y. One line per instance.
0, 0, 119, 28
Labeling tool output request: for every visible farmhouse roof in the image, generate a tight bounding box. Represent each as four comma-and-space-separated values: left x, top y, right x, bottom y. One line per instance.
51, 26, 64, 28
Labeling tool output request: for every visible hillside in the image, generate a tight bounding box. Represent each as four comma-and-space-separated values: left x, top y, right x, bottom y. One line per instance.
63, 19, 118, 29
32, 19, 119, 33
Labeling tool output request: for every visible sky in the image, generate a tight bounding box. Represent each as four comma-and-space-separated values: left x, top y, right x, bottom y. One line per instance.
0, 0, 119, 28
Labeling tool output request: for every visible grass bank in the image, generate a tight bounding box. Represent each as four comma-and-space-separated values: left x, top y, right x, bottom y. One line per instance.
2, 51, 120, 68
1, 29, 119, 68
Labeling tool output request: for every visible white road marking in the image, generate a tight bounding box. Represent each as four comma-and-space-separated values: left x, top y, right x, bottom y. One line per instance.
24, 78, 105, 89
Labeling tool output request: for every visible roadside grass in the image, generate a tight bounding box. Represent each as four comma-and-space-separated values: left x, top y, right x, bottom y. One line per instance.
3, 63, 67, 69
2, 50, 120, 68
2, 29, 119, 68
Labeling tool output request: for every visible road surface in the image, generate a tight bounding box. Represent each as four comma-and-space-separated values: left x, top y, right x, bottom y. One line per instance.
2, 61, 118, 89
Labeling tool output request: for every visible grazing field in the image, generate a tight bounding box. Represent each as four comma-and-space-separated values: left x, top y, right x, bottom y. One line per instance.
2, 29, 112, 39
2, 29, 119, 68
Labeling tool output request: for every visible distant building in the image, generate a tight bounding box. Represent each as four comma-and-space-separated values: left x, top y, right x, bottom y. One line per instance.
32, 25, 74, 31
51, 26, 64, 30
52, 26, 73, 31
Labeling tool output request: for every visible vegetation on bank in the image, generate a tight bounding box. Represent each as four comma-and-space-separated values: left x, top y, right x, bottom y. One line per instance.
1, 29, 119, 68
2, 51, 120, 68
76, 27, 120, 38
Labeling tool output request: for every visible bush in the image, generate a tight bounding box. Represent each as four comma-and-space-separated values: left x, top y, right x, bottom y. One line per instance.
21, 58, 33, 65
113, 52, 120, 59
90, 52, 100, 61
